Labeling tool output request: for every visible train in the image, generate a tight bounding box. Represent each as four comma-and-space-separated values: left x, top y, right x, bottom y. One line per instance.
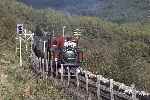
32, 31, 150, 100
33, 31, 83, 74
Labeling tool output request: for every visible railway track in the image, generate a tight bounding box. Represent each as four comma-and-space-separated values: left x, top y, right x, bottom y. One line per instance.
15, 26, 150, 100
31, 50, 150, 100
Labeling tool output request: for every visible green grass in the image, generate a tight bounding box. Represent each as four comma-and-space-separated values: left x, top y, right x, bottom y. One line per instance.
0, 49, 67, 100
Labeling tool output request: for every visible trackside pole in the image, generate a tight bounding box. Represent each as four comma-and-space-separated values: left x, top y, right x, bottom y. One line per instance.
85, 73, 89, 94
25, 42, 28, 52
38, 58, 40, 73
55, 58, 58, 77
61, 64, 64, 82
97, 75, 102, 100
30, 33, 34, 52
50, 60, 53, 77
43, 41, 46, 53
110, 79, 114, 100
63, 26, 66, 37
25, 34, 28, 52
76, 70, 79, 89
42, 58, 45, 79
16, 24, 34, 67
67, 67, 70, 86
19, 36, 22, 67
88, 93, 92, 100
15, 37, 19, 54
131, 84, 137, 100
40, 57, 42, 73
43, 41, 46, 79
46, 59, 48, 79
46, 59, 48, 72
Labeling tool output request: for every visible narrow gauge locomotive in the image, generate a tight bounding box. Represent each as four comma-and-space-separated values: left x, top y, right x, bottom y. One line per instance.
33, 32, 83, 75
48, 35, 83, 74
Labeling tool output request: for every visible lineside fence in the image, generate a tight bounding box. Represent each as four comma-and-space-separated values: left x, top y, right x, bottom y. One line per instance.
15, 25, 150, 100
31, 39, 150, 100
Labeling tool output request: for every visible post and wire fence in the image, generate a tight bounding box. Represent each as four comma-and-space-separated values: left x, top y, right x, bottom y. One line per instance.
18, 24, 149, 100
32, 38, 148, 100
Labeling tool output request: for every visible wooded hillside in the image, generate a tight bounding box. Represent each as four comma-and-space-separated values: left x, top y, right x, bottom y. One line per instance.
21, 0, 149, 23
1, 0, 150, 96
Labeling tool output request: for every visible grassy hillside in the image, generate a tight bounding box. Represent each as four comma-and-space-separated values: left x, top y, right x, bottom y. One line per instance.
0, 0, 68, 99
1, 0, 150, 96
0, 49, 66, 100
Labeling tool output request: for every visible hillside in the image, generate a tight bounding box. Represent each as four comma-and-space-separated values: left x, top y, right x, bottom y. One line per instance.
0, 49, 67, 100
0, 0, 68, 99
1, 0, 150, 98
21, 0, 149, 23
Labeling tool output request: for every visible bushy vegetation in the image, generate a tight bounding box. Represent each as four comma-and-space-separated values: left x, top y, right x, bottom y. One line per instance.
1, 0, 150, 96
0, 0, 68, 99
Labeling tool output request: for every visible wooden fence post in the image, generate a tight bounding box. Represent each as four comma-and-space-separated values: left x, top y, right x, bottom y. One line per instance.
43, 41, 46, 79
85, 73, 89, 94
97, 75, 102, 100
76, 70, 79, 89
42, 58, 45, 79
47, 50, 49, 64
50, 60, 53, 77
45, 59, 48, 72
43, 41, 46, 53
131, 84, 137, 100
55, 59, 58, 77
38, 58, 40, 73
88, 93, 92, 100
45, 59, 48, 79
40, 57, 42, 73
61, 64, 64, 82
67, 67, 70, 86
35, 59, 37, 70
110, 79, 114, 100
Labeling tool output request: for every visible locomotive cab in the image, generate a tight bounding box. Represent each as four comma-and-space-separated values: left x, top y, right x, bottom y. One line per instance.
62, 38, 79, 66
49, 35, 83, 74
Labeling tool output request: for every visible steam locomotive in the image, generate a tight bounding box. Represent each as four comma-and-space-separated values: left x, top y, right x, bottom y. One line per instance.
33, 32, 83, 74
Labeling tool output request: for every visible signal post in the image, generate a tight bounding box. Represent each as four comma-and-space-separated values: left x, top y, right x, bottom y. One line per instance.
16, 24, 34, 67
